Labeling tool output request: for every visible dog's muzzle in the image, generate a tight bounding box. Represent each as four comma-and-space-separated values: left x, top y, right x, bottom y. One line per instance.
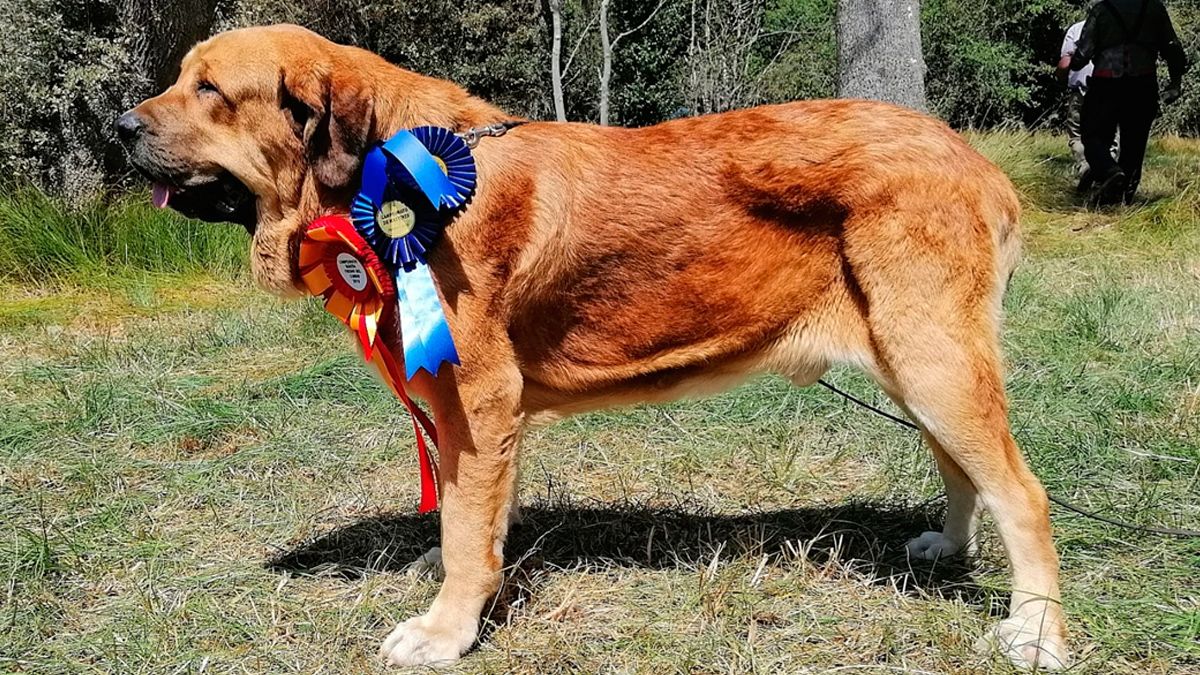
115, 111, 258, 233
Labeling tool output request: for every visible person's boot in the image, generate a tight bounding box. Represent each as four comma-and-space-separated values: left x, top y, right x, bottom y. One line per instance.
1122, 177, 1141, 205
1094, 169, 1127, 206
1076, 167, 1094, 193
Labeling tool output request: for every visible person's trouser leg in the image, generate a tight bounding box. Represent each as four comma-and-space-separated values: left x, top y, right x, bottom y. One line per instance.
1116, 76, 1158, 202
1081, 78, 1121, 182
1066, 89, 1089, 176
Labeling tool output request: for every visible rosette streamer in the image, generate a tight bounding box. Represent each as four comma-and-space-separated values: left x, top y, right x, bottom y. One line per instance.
352, 128, 476, 379
299, 215, 440, 513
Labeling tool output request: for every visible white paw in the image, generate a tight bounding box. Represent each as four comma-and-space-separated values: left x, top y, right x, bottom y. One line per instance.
379, 613, 477, 667
905, 531, 964, 560
975, 616, 1071, 670
405, 547, 444, 581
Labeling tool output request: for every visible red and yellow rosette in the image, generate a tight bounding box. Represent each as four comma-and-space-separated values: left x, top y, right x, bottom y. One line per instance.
299, 215, 440, 513
299, 215, 395, 360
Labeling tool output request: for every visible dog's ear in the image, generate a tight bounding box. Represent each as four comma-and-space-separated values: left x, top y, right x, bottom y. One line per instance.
281, 62, 374, 189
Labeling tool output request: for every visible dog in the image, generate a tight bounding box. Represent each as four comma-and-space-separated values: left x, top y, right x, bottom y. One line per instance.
117, 24, 1069, 669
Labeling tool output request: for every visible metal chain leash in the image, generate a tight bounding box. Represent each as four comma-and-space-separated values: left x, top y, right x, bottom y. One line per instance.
456, 121, 526, 149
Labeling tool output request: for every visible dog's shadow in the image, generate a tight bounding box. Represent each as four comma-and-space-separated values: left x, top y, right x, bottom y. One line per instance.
268, 498, 1003, 620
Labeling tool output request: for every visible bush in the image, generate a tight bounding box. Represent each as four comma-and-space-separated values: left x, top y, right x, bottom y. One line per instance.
0, 0, 1197, 197
924, 0, 1200, 131
0, 0, 146, 198
922, 0, 1071, 128
0, 0, 222, 198
229, 0, 552, 120
1156, 4, 1200, 134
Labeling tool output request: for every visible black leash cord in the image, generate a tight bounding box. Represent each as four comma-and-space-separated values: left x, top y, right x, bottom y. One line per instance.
816, 379, 1200, 538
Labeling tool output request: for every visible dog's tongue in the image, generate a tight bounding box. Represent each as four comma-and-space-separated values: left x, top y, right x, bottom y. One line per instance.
151, 183, 172, 208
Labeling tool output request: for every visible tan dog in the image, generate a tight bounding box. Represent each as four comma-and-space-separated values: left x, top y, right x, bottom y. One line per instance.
118, 24, 1069, 669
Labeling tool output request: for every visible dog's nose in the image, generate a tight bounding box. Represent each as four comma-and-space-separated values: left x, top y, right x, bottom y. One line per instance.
114, 111, 146, 143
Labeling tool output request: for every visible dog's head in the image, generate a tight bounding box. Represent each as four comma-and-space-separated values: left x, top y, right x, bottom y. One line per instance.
118, 24, 503, 294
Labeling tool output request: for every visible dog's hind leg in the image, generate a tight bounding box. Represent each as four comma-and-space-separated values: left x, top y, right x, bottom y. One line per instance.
881, 352, 1067, 669
904, 433, 981, 559
843, 214, 1069, 670
379, 348, 524, 667
862, 316, 1069, 669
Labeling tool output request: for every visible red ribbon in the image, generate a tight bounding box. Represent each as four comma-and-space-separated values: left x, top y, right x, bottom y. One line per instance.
373, 346, 440, 513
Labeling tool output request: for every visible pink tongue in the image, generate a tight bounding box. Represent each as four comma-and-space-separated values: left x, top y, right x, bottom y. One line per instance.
152, 183, 172, 208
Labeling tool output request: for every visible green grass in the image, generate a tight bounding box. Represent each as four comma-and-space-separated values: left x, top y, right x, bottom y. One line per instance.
2, 134, 1199, 673
0, 186, 246, 284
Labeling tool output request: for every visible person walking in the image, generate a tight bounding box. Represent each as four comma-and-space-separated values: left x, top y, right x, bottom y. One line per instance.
1058, 20, 1118, 190
1071, 0, 1187, 205
1059, 21, 1093, 181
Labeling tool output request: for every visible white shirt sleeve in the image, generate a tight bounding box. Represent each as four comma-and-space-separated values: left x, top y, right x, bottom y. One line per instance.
1061, 21, 1084, 58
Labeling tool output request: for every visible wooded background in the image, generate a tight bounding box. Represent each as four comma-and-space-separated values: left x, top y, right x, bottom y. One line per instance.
1, 0, 1197, 196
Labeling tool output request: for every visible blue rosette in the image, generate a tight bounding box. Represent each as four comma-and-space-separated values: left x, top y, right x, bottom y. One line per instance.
406, 126, 476, 210
350, 127, 477, 380
350, 187, 441, 272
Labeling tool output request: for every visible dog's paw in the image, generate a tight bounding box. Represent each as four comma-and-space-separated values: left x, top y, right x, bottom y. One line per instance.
379, 613, 476, 667
404, 547, 444, 581
905, 531, 965, 560
975, 616, 1071, 671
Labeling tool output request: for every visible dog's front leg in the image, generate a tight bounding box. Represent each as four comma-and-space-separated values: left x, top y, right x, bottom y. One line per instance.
380, 359, 523, 667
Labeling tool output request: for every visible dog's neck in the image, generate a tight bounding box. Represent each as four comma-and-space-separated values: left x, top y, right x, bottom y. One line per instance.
252, 51, 513, 299
369, 66, 514, 136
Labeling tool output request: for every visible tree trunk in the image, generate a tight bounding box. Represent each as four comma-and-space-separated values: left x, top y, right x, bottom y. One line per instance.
598, 0, 613, 125
836, 0, 926, 111
549, 0, 567, 122
120, 0, 221, 91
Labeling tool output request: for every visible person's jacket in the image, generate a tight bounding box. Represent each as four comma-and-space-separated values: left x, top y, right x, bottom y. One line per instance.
1070, 0, 1188, 82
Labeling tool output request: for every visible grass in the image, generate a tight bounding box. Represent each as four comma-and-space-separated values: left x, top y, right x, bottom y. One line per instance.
0, 186, 246, 284
2, 133, 1199, 673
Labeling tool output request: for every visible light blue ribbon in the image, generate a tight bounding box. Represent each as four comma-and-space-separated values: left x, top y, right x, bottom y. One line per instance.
395, 266, 460, 379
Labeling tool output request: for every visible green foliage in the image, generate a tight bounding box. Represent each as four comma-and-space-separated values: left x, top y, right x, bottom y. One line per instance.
922, 0, 1074, 127
0, 0, 146, 196
610, 0, 694, 126
1, 0, 1199, 196
0, 0, 223, 195
758, 0, 838, 103
1157, 4, 1200, 133
0, 0, 146, 194
230, 0, 552, 119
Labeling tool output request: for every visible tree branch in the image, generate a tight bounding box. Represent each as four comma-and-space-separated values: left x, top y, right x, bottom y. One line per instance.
613, 0, 668, 48
562, 10, 600, 79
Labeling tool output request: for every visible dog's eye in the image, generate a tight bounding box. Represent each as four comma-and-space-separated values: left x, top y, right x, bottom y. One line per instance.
197, 81, 220, 96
